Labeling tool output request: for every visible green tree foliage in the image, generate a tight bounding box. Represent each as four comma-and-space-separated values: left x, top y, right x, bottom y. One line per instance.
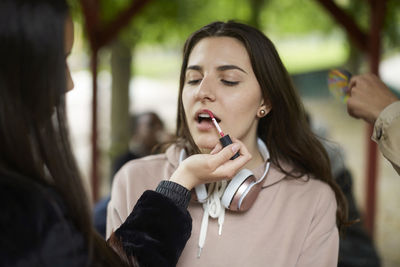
72, 0, 399, 51
261, 0, 337, 35
384, 0, 400, 52
97, 0, 259, 47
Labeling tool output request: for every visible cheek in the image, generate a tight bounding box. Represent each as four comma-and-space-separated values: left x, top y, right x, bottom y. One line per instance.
230, 91, 261, 115
222, 89, 262, 129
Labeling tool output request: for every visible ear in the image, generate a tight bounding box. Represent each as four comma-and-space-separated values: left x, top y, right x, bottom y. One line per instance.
257, 100, 271, 118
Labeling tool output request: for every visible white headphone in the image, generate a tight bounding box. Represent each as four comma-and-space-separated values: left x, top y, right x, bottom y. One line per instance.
179, 138, 270, 212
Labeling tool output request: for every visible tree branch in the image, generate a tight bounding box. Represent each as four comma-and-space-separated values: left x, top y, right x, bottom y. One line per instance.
315, 0, 369, 52
79, 0, 101, 49
98, 0, 152, 48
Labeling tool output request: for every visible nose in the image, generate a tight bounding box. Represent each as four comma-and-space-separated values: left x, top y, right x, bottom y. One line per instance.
66, 65, 74, 92
194, 76, 216, 102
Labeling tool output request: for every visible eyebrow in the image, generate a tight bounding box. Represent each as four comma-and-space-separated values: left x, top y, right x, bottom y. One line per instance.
186, 64, 247, 74
187, 65, 202, 71
217, 65, 247, 74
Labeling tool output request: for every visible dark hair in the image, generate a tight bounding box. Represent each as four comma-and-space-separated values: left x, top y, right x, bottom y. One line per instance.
176, 21, 348, 231
0, 0, 128, 265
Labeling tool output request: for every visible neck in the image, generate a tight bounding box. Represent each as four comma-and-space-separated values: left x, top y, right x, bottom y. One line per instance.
243, 137, 265, 171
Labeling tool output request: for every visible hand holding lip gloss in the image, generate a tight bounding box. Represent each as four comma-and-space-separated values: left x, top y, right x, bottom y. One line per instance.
202, 109, 240, 160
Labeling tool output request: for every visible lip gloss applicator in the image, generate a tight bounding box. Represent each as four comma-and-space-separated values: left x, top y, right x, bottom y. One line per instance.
202, 109, 240, 159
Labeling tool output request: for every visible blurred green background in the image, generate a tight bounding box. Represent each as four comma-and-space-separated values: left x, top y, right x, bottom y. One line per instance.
65, 0, 400, 266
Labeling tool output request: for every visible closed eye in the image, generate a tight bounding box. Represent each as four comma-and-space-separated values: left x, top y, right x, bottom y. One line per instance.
221, 80, 239, 86
187, 79, 202, 85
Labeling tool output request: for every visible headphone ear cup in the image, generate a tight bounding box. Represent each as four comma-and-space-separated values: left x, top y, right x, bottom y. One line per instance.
237, 182, 262, 211
221, 169, 255, 211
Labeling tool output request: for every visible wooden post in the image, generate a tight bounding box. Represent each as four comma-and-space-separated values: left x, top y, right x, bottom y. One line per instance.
364, 0, 387, 237
91, 48, 99, 202
79, 0, 152, 202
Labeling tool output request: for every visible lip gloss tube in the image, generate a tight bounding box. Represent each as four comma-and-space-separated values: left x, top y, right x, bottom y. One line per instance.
219, 134, 240, 160
203, 109, 240, 160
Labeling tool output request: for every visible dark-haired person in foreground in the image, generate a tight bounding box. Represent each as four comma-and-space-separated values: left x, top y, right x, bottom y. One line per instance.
0, 1, 251, 266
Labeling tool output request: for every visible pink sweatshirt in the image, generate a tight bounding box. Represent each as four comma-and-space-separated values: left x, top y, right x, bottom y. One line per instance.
107, 145, 339, 267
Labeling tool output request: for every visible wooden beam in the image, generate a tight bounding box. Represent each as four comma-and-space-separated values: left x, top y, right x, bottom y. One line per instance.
315, 0, 369, 52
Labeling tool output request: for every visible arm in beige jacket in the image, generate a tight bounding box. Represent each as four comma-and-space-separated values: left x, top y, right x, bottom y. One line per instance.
372, 101, 400, 175
347, 74, 400, 175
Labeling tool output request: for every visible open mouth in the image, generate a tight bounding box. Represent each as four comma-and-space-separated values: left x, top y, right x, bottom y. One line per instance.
196, 112, 221, 124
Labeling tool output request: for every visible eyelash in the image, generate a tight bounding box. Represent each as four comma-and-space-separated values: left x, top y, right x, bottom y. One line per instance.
222, 80, 239, 86
187, 79, 201, 85
187, 79, 239, 86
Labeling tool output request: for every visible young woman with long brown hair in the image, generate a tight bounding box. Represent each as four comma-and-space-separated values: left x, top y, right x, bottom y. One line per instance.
108, 21, 348, 267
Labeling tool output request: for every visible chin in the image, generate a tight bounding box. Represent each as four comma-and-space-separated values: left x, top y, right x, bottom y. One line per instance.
193, 136, 218, 153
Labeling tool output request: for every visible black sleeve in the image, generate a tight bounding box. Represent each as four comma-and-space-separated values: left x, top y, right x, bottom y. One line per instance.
114, 185, 192, 267
0, 176, 89, 267
155, 180, 192, 210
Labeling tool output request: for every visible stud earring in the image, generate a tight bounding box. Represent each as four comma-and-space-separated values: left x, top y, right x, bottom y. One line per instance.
258, 109, 266, 117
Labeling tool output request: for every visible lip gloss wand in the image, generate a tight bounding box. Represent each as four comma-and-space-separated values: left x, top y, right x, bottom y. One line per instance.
203, 109, 240, 159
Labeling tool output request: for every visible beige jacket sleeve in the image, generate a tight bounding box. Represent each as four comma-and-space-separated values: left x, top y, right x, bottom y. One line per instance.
296, 183, 339, 267
372, 101, 400, 175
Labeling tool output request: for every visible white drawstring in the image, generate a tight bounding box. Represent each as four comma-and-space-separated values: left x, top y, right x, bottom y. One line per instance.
197, 180, 227, 258
180, 138, 270, 259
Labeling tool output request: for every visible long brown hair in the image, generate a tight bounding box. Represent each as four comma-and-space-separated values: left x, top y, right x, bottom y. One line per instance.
176, 21, 348, 231
0, 0, 129, 265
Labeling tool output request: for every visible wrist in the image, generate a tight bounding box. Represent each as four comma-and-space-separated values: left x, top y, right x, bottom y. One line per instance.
170, 169, 196, 190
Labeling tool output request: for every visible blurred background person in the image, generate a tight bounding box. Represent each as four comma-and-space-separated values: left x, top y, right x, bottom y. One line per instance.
94, 111, 171, 237
112, 111, 171, 177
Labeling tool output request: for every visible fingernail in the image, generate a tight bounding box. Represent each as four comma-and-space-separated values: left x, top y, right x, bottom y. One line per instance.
231, 144, 240, 153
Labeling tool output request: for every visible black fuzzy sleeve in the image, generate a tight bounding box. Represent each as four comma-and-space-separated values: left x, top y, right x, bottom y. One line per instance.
114, 189, 192, 267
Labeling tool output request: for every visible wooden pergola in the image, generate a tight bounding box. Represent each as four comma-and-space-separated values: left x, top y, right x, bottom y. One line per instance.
79, 0, 387, 237
317, 0, 387, 238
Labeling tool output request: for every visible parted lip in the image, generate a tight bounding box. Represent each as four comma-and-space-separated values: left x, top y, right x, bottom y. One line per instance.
194, 109, 221, 123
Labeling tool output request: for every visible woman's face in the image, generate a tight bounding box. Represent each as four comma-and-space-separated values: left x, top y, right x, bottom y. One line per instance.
65, 16, 74, 92
182, 37, 266, 153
